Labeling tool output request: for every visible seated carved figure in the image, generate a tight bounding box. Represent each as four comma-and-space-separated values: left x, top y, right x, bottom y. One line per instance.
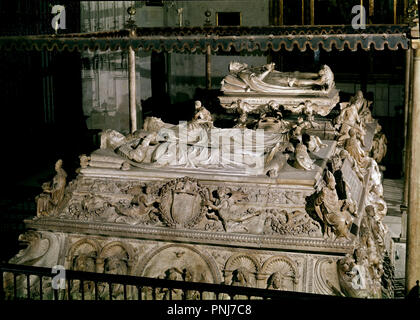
335, 101, 365, 146
344, 129, 370, 169
221, 62, 335, 93
314, 171, 353, 240
188, 100, 214, 129
351, 91, 374, 124
36, 160, 67, 217
371, 124, 387, 164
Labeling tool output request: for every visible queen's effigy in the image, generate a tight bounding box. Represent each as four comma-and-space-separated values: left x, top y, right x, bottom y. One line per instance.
5, 62, 393, 299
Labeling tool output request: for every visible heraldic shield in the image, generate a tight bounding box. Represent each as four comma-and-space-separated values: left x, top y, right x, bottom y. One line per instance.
159, 177, 207, 228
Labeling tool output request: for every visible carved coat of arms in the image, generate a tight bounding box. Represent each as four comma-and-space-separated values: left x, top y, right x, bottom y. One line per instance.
159, 177, 206, 228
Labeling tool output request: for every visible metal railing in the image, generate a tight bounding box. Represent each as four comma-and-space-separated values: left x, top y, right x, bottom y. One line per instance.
0, 263, 345, 301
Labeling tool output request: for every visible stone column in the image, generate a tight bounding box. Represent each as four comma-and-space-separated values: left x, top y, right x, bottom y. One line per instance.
128, 44, 137, 133
206, 44, 211, 89
401, 48, 413, 241
406, 39, 420, 293
310, 0, 315, 25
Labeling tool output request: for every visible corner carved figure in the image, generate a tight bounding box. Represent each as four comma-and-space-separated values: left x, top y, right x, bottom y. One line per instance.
314, 171, 354, 240
344, 129, 370, 169
352, 90, 374, 124
334, 99, 365, 146
371, 124, 387, 164
331, 149, 364, 182
36, 159, 67, 217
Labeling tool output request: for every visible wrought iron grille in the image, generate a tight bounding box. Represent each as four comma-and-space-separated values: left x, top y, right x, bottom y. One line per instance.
1, 262, 344, 301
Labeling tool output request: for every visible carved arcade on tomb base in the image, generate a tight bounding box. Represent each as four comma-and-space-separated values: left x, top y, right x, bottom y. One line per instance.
6, 63, 392, 299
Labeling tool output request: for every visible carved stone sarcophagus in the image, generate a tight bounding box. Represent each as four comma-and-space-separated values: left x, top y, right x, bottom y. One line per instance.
6, 64, 392, 300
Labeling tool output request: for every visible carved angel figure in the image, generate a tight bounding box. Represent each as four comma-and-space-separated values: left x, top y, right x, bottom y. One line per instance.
205, 188, 259, 231
110, 185, 160, 225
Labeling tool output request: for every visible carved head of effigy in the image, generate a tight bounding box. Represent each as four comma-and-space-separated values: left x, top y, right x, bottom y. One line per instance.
319, 65, 334, 88
229, 61, 248, 74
